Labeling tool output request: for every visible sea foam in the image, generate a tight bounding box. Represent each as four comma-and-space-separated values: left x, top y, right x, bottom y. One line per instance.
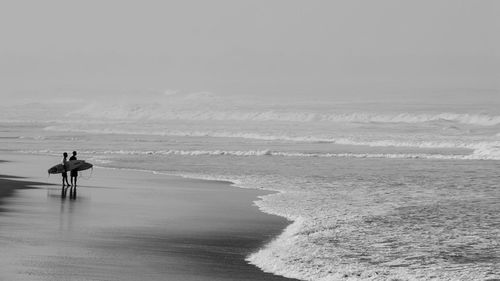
43, 125, 500, 160
17, 148, 483, 160
163, 171, 500, 281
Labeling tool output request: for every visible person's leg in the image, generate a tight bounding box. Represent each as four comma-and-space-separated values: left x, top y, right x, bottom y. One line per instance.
62, 173, 69, 186
71, 171, 78, 187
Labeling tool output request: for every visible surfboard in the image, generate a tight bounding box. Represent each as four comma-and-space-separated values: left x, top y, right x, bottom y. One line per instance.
48, 160, 93, 174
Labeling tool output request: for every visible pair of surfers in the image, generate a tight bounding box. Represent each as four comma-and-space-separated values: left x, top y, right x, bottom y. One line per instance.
62, 151, 78, 187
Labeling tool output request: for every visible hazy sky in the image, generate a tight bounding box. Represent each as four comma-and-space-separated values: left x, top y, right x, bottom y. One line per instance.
1, 0, 499, 102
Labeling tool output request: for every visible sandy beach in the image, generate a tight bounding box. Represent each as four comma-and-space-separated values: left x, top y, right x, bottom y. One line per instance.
0, 153, 297, 281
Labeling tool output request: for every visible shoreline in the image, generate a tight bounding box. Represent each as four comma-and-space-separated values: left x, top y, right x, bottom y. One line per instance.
0, 153, 299, 281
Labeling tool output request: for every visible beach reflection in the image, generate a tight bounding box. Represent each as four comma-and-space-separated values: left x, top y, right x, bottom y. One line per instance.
47, 186, 85, 201
60, 185, 77, 199
46, 186, 89, 234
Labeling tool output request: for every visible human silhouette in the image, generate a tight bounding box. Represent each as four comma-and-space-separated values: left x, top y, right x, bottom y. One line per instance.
62, 152, 70, 187
69, 151, 78, 187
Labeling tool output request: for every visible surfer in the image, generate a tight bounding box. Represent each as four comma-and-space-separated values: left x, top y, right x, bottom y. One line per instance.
62, 152, 70, 186
70, 151, 78, 187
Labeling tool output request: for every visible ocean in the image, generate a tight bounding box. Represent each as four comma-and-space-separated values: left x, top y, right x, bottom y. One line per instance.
1, 93, 499, 281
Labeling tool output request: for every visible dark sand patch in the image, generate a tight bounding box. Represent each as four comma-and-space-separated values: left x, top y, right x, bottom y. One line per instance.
0, 173, 52, 207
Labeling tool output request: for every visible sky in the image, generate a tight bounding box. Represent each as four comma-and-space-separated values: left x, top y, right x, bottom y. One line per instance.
1, 0, 499, 104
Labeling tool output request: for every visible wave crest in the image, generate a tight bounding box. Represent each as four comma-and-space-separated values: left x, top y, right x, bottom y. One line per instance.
71, 103, 500, 126
18, 148, 500, 160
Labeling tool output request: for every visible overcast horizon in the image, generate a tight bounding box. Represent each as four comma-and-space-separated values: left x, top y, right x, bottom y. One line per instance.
1, 0, 499, 104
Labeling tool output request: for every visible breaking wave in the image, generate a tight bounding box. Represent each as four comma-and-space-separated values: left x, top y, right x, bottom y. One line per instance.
17, 148, 500, 160
43, 125, 500, 160
157, 171, 500, 281
72, 103, 500, 126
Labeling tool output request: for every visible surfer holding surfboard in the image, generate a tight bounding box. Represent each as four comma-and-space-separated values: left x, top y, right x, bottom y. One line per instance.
62, 152, 71, 186
69, 151, 78, 187
48, 152, 93, 187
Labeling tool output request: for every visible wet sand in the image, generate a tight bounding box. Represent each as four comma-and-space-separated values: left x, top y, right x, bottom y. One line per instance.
0, 154, 297, 281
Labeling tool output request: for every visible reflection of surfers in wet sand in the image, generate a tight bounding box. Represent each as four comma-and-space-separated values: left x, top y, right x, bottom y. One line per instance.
61, 184, 77, 199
